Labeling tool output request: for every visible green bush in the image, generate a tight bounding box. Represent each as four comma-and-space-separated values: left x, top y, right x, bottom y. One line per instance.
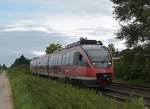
115, 46, 150, 83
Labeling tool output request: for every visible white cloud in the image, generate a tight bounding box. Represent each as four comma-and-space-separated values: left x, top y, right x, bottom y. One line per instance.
1, 21, 53, 33
39, 15, 118, 31
32, 51, 46, 56
0, 14, 125, 50
1, 15, 119, 36
2, 26, 52, 33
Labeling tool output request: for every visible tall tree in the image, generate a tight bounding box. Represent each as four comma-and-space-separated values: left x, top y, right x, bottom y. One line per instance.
108, 43, 116, 56
11, 55, 30, 67
111, 0, 150, 47
2, 64, 7, 70
46, 43, 62, 54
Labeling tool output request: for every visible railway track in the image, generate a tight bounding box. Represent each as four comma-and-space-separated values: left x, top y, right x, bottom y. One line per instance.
38, 74, 150, 106
102, 82, 150, 106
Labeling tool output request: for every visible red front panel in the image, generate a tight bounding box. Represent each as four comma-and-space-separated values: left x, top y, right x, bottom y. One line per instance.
58, 65, 114, 79
59, 66, 87, 77
86, 67, 114, 77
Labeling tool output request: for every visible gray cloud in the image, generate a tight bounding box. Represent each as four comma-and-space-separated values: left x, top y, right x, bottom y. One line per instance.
0, 30, 77, 66
79, 27, 116, 34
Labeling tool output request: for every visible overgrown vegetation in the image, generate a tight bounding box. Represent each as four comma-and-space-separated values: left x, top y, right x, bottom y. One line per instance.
0, 64, 7, 73
8, 65, 147, 109
0, 64, 7, 69
115, 46, 150, 84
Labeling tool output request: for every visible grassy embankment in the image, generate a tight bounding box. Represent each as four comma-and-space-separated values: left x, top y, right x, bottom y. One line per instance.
0, 69, 3, 74
8, 66, 147, 109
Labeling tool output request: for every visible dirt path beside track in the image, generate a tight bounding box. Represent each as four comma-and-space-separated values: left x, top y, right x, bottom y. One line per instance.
0, 72, 13, 109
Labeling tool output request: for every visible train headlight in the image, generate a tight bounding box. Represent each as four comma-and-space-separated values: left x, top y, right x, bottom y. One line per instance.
103, 74, 107, 78
92, 62, 96, 65
108, 62, 112, 67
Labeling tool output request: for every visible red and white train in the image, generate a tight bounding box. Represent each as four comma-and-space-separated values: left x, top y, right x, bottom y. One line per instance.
30, 39, 115, 87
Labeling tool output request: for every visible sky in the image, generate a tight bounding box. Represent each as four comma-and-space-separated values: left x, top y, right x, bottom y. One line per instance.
0, 0, 126, 66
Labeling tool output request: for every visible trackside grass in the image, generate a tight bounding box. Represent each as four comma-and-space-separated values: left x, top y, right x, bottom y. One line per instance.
8, 66, 148, 109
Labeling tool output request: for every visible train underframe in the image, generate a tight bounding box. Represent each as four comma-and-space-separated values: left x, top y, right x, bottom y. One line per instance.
32, 70, 112, 88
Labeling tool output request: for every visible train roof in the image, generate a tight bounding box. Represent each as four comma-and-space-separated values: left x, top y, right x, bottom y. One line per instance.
31, 38, 107, 61
65, 38, 103, 49
53, 38, 108, 53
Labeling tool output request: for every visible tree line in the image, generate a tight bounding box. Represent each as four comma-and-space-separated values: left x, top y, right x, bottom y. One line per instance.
111, 0, 150, 83
0, 64, 7, 70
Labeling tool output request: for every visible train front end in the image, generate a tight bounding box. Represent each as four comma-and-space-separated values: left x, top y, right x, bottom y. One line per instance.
82, 44, 114, 87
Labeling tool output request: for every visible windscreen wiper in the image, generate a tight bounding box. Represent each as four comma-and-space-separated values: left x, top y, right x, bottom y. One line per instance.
100, 55, 109, 63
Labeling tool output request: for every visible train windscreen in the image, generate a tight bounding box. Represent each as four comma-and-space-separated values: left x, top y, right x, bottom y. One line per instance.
82, 45, 111, 68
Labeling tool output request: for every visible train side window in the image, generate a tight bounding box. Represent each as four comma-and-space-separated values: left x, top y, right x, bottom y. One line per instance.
55, 55, 57, 66
73, 52, 79, 65
54, 56, 56, 66
56, 55, 58, 65
73, 52, 87, 66
57, 56, 59, 65
53, 56, 55, 66
66, 53, 70, 65
49, 56, 53, 69
57, 55, 61, 65
64, 54, 66, 65
55, 55, 58, 65
79, 54, 82, 61
57, 55, 59, 65
66, 53, 68, 65
49, 56, 52, 66
59, 54, 62, 65
62, 53, 66, 65
78, 54, 87, 66
65, 53, 67, 65
69, 52, 74, 65
50, 56, 52, 66
52, 55, 54, 66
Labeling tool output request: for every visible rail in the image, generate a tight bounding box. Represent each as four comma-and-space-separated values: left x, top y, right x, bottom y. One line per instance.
102, 82, 150, 106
